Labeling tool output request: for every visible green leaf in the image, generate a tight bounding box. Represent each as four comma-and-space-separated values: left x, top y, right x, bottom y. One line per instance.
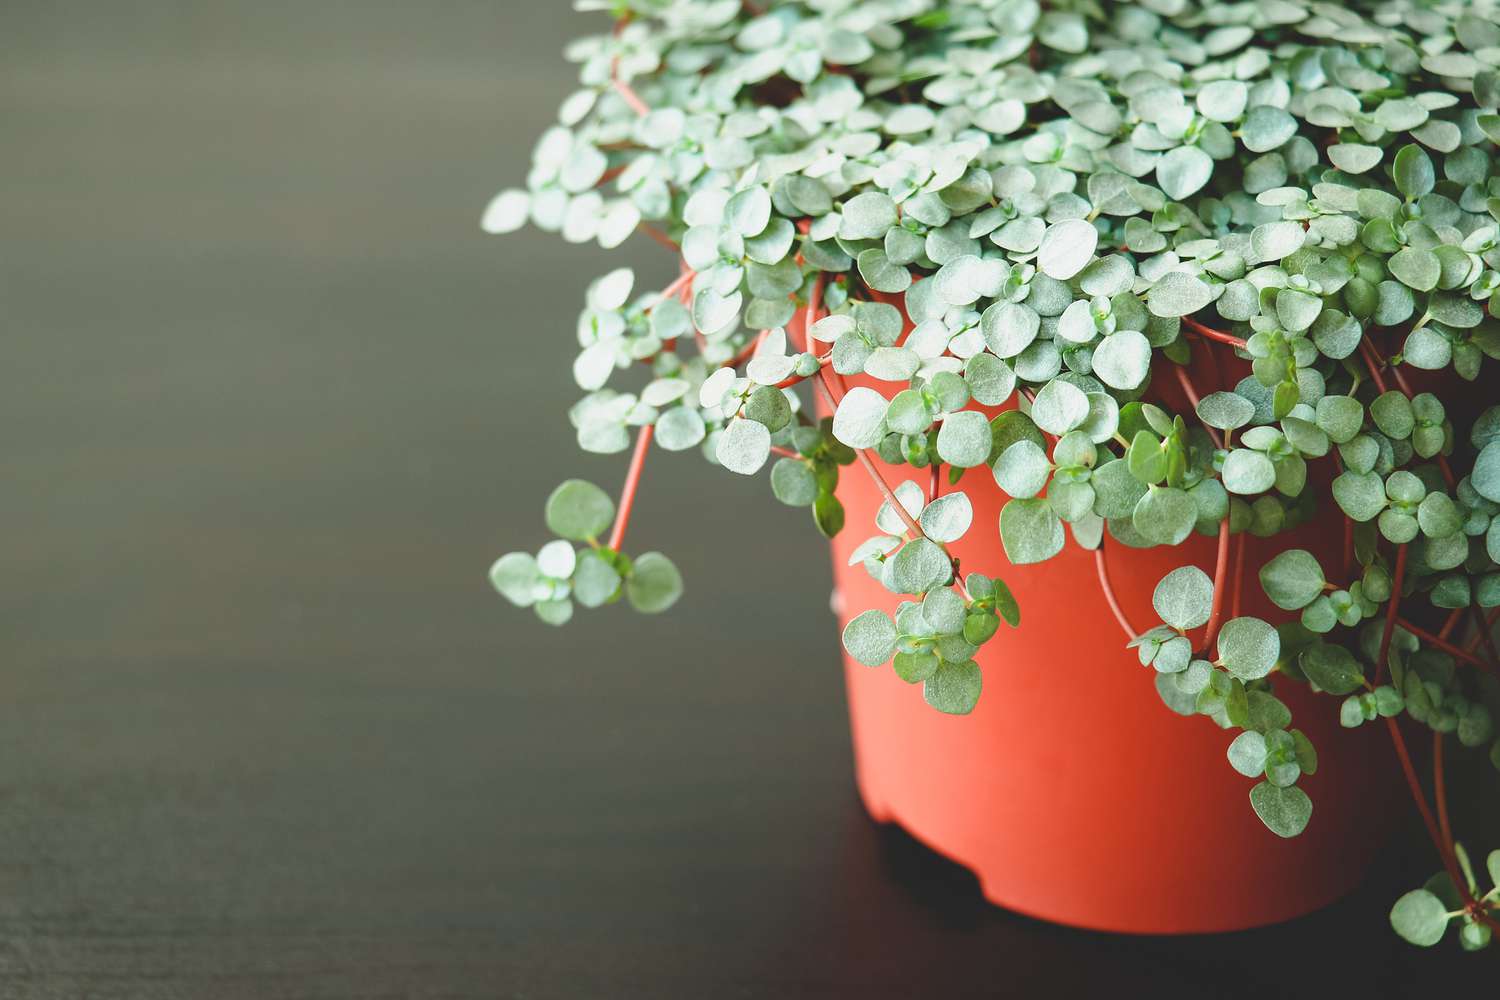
937, 410, 993, 468
1196, 79, 1247, 122
890, 538, 952, 593
1259, 549, 1325, 611
1392, 144, 1435, 199
573, 550, 622, 608
1000, 497, 1065, 565
1217, 617, 1279, 680
1157, 145, 1214, 201
1389, 889, 1450, 947
1327, 144, 1383, 174
770, 458, 818, 506
1332, 470, 1387, 521
716, 418, 772, 475
1251, 221, 1305, 262
1370, 391, 1414, 440
994, 439, 1051, 499
1153, 565, 1214, 631
1315, 396, 1364, 444
920, 492, 973, 543
1474, 441, 1500, 503
1093, 330, 1152, 390
892, 650, 939, 683
1222, 449, 1276, 495
1030, 379, 1089, 436
1249, 781, 1312, 838
832, 387, 889, 450
1388, 247, 1440, 291
839, 191, 897, 240
1037, 219, 1098, 280
626, 552, 683, 614
1148, 271, 1213, 318
545, 479, 616, 542
842, 609, 898, 667
1197, 391, 1255, 431
489, 552, 541, 607
1133, 486, 1197, 546
1241, 106, 1297, 152
1299, 641, 1365, 695
923, 659, 983, 715
1228, 731, 1269, 778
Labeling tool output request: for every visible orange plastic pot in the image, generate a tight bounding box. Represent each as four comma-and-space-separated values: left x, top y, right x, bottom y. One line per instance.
825, 359, 1401, 934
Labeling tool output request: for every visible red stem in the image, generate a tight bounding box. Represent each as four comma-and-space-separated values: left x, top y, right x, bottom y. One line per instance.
930, 463, 941, 503
1094, 541, 1140, 639
1394, 618, 1494, 673
1466, 607, 1500, 656
1384, 716, 1460, 894
1183, 316, 1247, 350
606, 425, 653, 551
1200, 517, 1232, 653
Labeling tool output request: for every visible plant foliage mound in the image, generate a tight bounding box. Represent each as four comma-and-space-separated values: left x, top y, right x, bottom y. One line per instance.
482, 0, 1500, 948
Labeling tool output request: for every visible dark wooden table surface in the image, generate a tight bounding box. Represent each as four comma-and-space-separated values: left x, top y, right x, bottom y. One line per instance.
1, 2, 1492, 996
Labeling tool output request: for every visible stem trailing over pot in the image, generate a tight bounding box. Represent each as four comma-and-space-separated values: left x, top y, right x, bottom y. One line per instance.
480, 0, 1500, 949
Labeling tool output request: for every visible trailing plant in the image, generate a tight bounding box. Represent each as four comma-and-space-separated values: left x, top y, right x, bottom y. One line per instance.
481, 0, 1500, 947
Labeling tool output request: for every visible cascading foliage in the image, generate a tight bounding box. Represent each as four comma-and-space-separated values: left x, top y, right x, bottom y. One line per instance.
482, 0, 1500, 948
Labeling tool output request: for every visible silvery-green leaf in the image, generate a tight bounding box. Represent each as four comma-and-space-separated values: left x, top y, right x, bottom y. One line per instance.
534, 599, 573, 626
832, 387, 889, 450
626, 552, 682, 614
1196, 80, 1248, 122
1197, 391, 1256, 430
864, 346, 920, 382
994, 439, 1050, 500
1474, 441, 1500, 503
1392, 143, 1435, 199
1250, 782, 1311, 838
1148, 271, 1213, 318
1153, 565, 1214, 631
877, 480, 926, 535
1241, 106, 1297, 152
1217, 616, 1279, 680
1402, 327, 1451, 370
923, 659, 982, 715
842, 609, 897, 667
770, 457, 818, 507
545, 479, 615, 542
1228, 731, 1268, 778
536, 539, 576, 580
810, 314, 855, 344
489, 552, 541, 607
1000, 497, 1064, 565
481, 189, 530, 234
1327, 144, 1383, 174
964, 354, 1016, 406
1389, 889, 1450, 947
726, 186, 772, 237
857, 248, 912, 293
920, 492, 973, 544
1315, 396, 1363, 444
693, 288, 743, 334
1299, 642, 1364, 695
716, 418, 771, 475
572, 550, 621, 609
1251, 221, 1305, 262
1222, 449, 1276, 495
1029, 378, 1089, 435
1037, 218, 1098, 280
936, 410, 993, 468
1157, 145, 1214, 201
1092, 330, 1152, 390
1133, 486, 1197, 546
1259, 549, 1325, 611
839, 191, 897, 240
890, 537, 952, 594
1387, 247, 1440, 291
981, 301, 1041, 357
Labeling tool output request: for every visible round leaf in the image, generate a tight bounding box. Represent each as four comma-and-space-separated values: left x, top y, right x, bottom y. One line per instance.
545, 479, 616, 542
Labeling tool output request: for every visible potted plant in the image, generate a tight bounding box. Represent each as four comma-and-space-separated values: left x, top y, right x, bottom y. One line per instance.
481, 0, 1500, 946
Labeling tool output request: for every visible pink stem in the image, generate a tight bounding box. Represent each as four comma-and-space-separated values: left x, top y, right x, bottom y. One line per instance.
607, 425, 654, 551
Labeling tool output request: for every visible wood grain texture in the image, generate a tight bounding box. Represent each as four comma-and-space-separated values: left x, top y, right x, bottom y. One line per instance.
0, 3, 1490, 996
